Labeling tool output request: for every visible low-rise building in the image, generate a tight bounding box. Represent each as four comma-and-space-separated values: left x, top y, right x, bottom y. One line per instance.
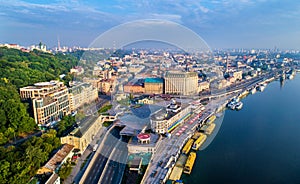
83, 78, 101, 89
37, 144, 74, 175
60, 115, 116, 152
144, 78, 163, 94
70, 66, 84, 75
99, 79, 114, 94
129, 157, 143, 173
68, 82, 98, 112
198, 81, 210, 92
124, 79, 145, 94
127, 133, 161, 154
232, 70, 243, 81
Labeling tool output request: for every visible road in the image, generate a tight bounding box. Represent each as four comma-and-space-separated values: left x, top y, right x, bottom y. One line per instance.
79, 126, 124, 184
98, 136, 128, 184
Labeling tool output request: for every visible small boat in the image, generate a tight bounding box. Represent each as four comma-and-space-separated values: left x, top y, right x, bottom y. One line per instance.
227, 102, 236, 110
257, 83, 267, 92
235, 101, 243, 110
250, 87, 256, 94
287, 74, 294, 80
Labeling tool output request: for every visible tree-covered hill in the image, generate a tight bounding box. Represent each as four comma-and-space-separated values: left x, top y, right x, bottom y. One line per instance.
0, 47, 78, 144
0, 47, 79, 183
0, 47, 77, 88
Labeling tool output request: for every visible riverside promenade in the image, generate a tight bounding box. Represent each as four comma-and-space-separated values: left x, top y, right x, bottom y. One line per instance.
141, 95, 233, 184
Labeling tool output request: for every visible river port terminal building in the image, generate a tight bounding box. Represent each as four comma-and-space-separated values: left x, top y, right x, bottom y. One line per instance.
150, 99, 192, 134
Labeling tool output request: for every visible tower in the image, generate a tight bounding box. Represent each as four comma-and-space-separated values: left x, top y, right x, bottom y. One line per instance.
57, 36, 61, 51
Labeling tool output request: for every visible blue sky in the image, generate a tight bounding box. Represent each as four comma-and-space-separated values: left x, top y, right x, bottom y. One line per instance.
1, 0, 300, 49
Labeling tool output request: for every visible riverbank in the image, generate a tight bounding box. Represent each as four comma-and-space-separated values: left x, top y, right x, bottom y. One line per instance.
183, 73, 300, 184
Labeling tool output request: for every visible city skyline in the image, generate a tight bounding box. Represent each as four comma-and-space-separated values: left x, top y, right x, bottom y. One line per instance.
1, 0, 300, 49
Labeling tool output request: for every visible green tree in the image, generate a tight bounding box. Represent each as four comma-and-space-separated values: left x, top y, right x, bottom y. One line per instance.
58, 160, 72, 180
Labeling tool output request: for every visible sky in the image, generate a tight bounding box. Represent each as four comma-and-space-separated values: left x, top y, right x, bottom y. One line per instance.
1, 0, 300, 49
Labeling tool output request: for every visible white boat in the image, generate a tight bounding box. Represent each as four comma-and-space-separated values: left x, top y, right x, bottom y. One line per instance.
250, 87, 256, 94
287, 74, 294, 80
257, 83, 267, 92
227, 102, 236, 110
235, 102, 243, 110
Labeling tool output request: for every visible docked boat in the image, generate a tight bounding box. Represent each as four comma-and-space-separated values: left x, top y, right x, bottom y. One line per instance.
206, 115, 216, 124
191, 132, 202, 140
250, 87, 256, 94
182, 139, 194, 155
287, 74, 294, 80
192, 133, 207, 150
227, 102, 236, 110
183, 152, 196, 174
175, 180, 184, 184
257, 83, 267, 92
205, 123, 216, 135
227, 97, 243, 111
235, 101, 243, 110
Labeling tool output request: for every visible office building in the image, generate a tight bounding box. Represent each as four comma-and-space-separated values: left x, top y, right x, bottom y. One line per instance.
20, 81, 70, 125
164, 71, 198, 95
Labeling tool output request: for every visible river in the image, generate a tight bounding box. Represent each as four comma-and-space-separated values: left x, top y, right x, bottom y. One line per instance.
182, 74, 300, 184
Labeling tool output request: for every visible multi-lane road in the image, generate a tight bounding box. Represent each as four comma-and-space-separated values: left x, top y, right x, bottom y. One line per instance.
80, 126, 128, 184
98, 136, 128, 184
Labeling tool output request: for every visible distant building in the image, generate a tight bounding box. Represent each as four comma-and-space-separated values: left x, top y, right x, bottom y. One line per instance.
83, 78, 101, 89
20, 81, 70, 125
0, 43, 21, 49
93, 67, 112, 80
70, 66, 84, 75
144, 78, 163, 94
164, 71, 198, 95
198, 81, 210, 92
99, 79, 115, 94
232, 70, 243, 81
68, 82, 98, 112
124, 79, 145, 94
30, 42, 47, 52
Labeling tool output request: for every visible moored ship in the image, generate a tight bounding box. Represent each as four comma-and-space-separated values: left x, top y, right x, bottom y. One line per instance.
182, 139, 194, 155
205, 123, 216, 135
183, 152, 196, 174
206, 115, 216, 124
192, 132, 202, 140
192, 133, 207, 150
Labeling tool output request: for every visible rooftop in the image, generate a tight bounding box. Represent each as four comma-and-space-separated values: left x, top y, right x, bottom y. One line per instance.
129, 133, 160, 146
145, 78, 163, 83
119, 104, 162, 136
71, 115, 99, 137
44, 144, 74, 171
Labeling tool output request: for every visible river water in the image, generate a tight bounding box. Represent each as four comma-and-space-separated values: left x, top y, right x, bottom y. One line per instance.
183, 74, 300, 184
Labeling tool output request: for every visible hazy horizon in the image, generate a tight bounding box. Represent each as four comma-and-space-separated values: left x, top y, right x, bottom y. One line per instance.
1, 1, 300, 49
